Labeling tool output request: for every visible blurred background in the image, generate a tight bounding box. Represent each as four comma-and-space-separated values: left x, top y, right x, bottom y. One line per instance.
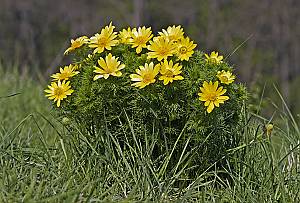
0, 0, 299, 115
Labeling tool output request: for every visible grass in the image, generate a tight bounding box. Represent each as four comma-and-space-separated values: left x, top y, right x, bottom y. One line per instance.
0, 66, 299, 202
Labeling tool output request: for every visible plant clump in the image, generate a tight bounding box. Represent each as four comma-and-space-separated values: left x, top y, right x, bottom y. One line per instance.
45, 23, 247, 176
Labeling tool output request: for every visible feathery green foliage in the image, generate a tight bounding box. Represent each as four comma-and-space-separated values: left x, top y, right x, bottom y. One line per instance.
52, 41, 247, 176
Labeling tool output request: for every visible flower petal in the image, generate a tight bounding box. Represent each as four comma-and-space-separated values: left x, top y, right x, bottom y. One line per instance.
207, 102, 214, 113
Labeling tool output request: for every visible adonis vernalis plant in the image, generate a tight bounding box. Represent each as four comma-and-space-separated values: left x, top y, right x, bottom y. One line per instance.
45, 22, 247, 177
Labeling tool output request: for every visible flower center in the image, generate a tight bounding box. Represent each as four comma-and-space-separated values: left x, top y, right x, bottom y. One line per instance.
209, 57, 218, 63
179, 46, 187, 54
221, 76, 228, 82
143, 74, 153, 83
98, 37, 108, 46
72, 41, 82, 49
164, 69, 174, 77
105, 66, 116, 74
54, 87, 64, 97
159, 48, 170, 56
59, 72, 70, 80
207, 93, 217, 101
135, 36, 146, 44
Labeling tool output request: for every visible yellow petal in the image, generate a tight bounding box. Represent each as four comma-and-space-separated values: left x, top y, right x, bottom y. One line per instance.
213, 81, 219, 91
207, 102, 214, 113
199, 97, 207, 102
136, 46, 142, 54
214, 101, 220, 107
56, 100, 61, 107
93, 75, 103, 81
218, 95, 229, 101
130, 74, 143, 81
203, 81, 209, 89
114, 71, 122, 77
98, 58, 107, 69
174, 75, 184, 80
119, 64, 125, 70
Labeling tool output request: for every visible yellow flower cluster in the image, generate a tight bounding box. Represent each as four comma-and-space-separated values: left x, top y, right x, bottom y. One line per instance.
130, 59, 184, 88
45, 22, 237, 113
63, 23, 195, 89
45, 64, 78, 107
198, 51, 236, 113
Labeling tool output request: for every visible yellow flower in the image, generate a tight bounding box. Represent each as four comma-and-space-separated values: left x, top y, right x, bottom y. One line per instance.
129, 26, 153, 54
205, 51, 223, 64
198, 81, 229, 113
130, 62, 160, 89
51, 64, 79, 81
64, 36, 88, 55
158, 25, 184, 43
216, 70, 235, 84
159, 60, 184, 85
89, 22, 118, 54
93, 53, 125, 80
176, 37, 197, 61
119, 27, 133, 44
147, 36, 176, 61
44, 80, 74, 107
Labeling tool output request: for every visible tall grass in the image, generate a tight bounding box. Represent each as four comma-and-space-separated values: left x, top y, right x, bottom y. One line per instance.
0, 66, 299, 202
